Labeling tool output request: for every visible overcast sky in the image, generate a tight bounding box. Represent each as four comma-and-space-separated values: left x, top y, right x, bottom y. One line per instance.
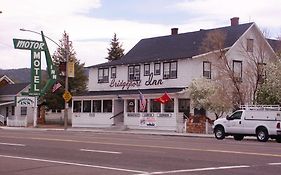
1, 0, 281, 69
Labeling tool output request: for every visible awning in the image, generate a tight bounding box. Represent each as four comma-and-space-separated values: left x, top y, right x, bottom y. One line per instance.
75, 87, 187, 97
0, 101, 14, 106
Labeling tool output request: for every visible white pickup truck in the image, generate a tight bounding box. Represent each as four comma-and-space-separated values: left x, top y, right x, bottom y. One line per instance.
213, 105, 281, 142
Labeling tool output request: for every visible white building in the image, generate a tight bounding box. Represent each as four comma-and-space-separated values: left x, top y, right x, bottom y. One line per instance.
72, 18, 277, 132
0, 79, 34, 127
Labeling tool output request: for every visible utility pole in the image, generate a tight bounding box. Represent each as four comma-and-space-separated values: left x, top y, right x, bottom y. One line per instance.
64, 34, 69, 130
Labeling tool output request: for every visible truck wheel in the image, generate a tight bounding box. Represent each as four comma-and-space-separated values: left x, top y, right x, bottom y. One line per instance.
256, 128, 269, 142
214, 126, 225, 140
234, 135, 244, 141
276, 137, 281, 143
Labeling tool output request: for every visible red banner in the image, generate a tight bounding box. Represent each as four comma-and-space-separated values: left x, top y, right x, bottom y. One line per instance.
154, 92, 171, 104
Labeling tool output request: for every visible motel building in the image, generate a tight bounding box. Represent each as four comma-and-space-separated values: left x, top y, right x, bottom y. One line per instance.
71, 18, 277, 132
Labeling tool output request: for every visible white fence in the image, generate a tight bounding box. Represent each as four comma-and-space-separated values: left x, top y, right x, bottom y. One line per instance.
7, 116, 27, 127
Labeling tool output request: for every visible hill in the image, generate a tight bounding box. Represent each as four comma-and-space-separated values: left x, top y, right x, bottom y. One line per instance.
0, 68, 47, 83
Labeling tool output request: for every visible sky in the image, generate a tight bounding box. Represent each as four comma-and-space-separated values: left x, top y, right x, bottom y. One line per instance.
1, 0, 281, 69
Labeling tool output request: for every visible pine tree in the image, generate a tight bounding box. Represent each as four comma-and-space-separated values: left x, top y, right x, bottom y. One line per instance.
106, 33, 125, 61
43, 31, 88, 110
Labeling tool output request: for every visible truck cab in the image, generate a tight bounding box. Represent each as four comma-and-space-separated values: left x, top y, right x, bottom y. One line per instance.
213, 105, 281, 142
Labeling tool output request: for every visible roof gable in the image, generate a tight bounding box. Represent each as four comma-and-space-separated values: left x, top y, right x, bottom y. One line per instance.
0, 83, 29, 96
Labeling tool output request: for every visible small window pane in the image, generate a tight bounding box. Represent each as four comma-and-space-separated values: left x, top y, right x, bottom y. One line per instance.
93, 100, 101, 112
178, 99, 190, 116
150, 99, 161, 112
247, 39, 253, 52
144, 64, 150, 76
83, 100, 91, 113
163, 63, 170, 79
203, 61, 211, 79
154, 63, 161, 75
103, 100, 112, 112
164, 99, 174, 112
73, 101, 82, 113
111, 67, 116, 78
21, 107, 27, 115
233, 61, 242, 80
127, 99, 135, 112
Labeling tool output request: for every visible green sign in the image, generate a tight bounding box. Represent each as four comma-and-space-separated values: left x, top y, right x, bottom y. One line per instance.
13, 31, 57, 96
31, 51, 41, 94
13, 39, 45, 51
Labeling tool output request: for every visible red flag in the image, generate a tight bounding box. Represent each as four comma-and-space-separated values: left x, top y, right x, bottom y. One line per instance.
154, 92, 171, 104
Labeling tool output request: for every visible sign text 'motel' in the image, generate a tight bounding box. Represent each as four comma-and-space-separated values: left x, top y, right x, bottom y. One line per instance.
13, 31, 57, 97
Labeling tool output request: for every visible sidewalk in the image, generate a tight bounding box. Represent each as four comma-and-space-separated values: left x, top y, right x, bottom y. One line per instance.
0, 124, 214, 138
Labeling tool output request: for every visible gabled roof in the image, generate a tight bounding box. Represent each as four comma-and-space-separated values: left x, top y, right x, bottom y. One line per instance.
0, 83, 30, 96
0, 75, 14, 84
90, 22, 254, 68
267, 39, 281, 53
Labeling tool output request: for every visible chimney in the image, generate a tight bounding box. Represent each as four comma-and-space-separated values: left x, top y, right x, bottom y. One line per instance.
230, 17, 239, 26
171, 28, 178, 35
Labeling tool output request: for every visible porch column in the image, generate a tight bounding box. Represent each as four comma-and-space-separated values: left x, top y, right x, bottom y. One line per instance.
134, 99, 138, 112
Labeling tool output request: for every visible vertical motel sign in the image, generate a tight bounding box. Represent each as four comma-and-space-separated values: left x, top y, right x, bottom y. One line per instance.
13, 31, 57, 96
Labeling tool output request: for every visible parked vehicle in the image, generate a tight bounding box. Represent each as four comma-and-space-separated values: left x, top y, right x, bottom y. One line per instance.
213, 105, 281, 142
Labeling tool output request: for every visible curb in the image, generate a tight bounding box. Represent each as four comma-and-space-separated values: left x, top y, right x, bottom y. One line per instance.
0, 126, 214, 138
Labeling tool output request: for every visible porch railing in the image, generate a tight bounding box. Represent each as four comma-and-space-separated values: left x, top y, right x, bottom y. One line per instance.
110, 111, 124, 119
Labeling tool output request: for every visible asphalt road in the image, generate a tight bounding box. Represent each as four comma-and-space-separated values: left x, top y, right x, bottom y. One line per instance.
0, 129, 281, 175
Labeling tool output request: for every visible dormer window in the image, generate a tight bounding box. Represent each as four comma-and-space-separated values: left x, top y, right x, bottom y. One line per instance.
247, 39, 254, 52
98, 68, 109, 83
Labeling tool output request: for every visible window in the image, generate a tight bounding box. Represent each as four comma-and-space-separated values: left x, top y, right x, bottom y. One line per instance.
137, 99, 147, 112
98, 68, 109, 83
127, 99, 135, 112
164, 99, 174, 112
144, 64, 150, 76
247, 39, 254, 52
154, 63, 161, 75
128, 65, 140, 81
258, 63, 266, 83
93, 100, 101, 112
103, 100, 112, 112
73, 101, 82, 113
233, 60, 242, 82
20, 107, 27, 115
163, 61, 177, 79
203, 61, 211, 79
111, 67, 116, 78
83, 100, 91, 113
150, 99, 161, 112
228, 111, 242, 120
178, 99, 190, 117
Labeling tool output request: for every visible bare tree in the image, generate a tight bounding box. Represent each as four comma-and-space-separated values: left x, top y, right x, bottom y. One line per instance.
239, 28, 277, 104
200, 30, 245, 108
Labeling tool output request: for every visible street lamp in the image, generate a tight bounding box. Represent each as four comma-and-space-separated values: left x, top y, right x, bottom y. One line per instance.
20, 29, 70, 130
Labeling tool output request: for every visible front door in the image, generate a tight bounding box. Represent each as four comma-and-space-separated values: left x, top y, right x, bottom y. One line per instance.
225, 111, 244, 134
